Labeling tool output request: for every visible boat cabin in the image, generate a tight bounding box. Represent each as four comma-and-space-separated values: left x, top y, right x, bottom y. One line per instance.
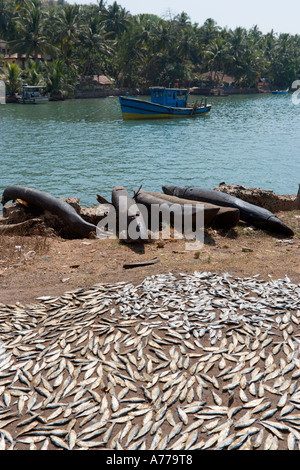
21, 85, 43, 100
17, 84, 49, 103
150, 87, 188, 108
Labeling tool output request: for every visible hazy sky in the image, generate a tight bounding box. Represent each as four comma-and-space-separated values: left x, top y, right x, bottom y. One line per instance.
68, 0, 300, 35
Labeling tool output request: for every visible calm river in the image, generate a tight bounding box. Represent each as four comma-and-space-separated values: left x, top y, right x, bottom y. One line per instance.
0, 93, 299, 207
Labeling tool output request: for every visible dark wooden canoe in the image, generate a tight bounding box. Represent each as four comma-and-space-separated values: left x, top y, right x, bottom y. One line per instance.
162, 185, 294, 236
1, 185, 97, 238
134, 189, 219, 233
143, 190, 240, 229
111, 186, 148, 243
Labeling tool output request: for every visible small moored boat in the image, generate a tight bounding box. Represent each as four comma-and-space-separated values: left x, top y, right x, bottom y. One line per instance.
272, 88, 289, 94
16, 85, 49, 104
119, 87, 212, 120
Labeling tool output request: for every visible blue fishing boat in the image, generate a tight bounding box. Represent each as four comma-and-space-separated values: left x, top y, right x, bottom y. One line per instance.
119, 87, 212, 120
272, 88, 289, 94
16, 85, 49, 104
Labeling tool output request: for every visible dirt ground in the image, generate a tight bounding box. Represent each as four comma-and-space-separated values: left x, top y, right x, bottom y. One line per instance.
0, 210, 300, 451
1, 210, 299, 305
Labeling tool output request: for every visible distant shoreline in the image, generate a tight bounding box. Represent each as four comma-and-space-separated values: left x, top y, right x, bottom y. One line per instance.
5, 86, 282, 103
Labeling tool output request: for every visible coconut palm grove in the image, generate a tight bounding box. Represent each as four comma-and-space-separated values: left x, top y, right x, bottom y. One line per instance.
0, 0, 300, 98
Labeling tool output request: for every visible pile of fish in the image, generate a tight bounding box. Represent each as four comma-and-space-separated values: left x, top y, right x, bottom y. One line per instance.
1, 271, 300, 450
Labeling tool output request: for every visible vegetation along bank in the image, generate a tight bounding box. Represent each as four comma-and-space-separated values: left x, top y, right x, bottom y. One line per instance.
1, 0, 300, 100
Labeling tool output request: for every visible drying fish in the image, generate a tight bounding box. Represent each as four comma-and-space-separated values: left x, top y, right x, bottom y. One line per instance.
0, 271, 300, 450
234, 411, 257, 429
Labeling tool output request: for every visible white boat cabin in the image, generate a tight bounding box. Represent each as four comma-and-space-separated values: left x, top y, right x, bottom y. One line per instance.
18, 84, 48, 103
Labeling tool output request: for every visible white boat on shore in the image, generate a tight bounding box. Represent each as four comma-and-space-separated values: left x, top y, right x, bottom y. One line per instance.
16, 85, 49, 104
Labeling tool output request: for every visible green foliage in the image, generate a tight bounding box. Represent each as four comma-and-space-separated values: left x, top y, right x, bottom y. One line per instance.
9, 0, 58, 59
44, 58, 78, 98
77, 13, 113, 76
24, 59, 45, 85
102, 1, 130, 39
0, 0, 299, 93
4, 62, 22, 95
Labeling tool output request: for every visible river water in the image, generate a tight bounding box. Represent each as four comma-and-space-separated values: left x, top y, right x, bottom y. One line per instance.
0, 93, 299, 207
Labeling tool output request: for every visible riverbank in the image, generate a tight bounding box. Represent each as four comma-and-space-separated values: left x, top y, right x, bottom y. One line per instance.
4, 84, 282, 103
0, 208, 299, 306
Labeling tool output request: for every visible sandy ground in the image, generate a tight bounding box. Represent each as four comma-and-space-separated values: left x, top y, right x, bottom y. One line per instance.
0, 211, 300, 451
0, 210, 299, 306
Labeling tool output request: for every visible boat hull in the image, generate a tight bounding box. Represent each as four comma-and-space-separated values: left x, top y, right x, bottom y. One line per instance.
17, 97, 49, 104
162, 185, 294, 237
144, 191, 240, 229
119, 96, 211, 120
1, 185, 96, 238
111, 186, 148, 243
134, 189, 219, 229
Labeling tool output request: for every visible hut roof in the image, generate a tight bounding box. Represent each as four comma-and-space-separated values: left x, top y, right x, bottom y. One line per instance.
201, 71, 235, 84
84, 75, 113, 86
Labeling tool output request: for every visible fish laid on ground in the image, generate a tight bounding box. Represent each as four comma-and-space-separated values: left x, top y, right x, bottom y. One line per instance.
0, 271, 300, 450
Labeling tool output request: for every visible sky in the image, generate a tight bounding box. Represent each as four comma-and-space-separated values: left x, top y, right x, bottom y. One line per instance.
68, 0, 300, 35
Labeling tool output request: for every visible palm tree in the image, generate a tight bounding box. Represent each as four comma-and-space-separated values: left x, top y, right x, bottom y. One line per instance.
152, 21, 172, 55
4, 62, 22, 95
44, 58, 77, 98
198, 18, 220, 45
268, 33, 299, 87
79, 15, 112, 76
24, 59, 45, 85
54, 4, 82, 62
10, 0, 57, 60
203, 35, 231, 82
102, 1, 130, 39
174, 11, 191, 28
177, 27, 196, 61
0, 0, 13, 39
225, 27, 249, 83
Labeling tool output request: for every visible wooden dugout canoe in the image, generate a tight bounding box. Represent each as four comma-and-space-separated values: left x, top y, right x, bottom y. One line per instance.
144, 190, 240, 229
134, 189, 219, 231
1, 185, 97, 238
162, 185, 294, 236
111, 186, 148, 243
